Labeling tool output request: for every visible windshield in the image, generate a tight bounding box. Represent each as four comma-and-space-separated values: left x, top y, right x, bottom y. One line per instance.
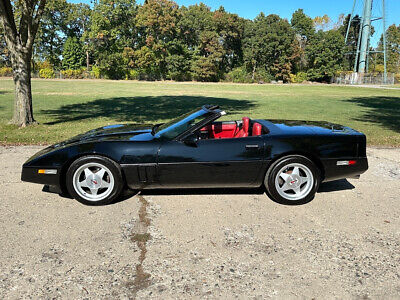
155, 109, 212, 139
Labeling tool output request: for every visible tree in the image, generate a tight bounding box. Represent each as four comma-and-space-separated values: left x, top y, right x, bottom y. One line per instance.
243, 13, 297, 82
62, 36, 84, 69
0, 0, 47, 126
34, 0, 69, 67
377, 24, 400, 73
291, 9, 314, 40
88, 0, 138, 79
313, 14, 331, 31
306, 29, 345, 81
291, 9, 315, 72
136, 0, 181, 79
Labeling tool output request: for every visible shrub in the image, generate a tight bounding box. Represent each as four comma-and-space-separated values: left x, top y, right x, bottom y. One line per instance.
62, 37, 85, 70
126, 69, 139, 80
90, 66, 101, 79
0, 67, 12, 77
395, 73, 400, 84
97, 53, 126, 80
290, 72, 308, 83
39, 68, 55, 79
253, 69, 274, 83
61, 68, 86, 79
225, 67, 253, 83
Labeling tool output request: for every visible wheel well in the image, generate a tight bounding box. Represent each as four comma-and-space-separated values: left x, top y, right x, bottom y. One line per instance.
266, 151, 325, 181
59, 153, 125, 194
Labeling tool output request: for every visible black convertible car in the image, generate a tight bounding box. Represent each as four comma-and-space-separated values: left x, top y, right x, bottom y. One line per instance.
22, 105, 368, 205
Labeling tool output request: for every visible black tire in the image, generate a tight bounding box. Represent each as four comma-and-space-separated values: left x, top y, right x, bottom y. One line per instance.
265, 155, 320, 205
66, 156, 124, 206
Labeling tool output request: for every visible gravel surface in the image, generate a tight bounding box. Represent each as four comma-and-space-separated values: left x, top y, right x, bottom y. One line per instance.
0, 146, 399, 299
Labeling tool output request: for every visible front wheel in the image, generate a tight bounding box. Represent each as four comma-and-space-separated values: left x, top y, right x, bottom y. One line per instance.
265, 155, 320, 205
66, 156, 124, 206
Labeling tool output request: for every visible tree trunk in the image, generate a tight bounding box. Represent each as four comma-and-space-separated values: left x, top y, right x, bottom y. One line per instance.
252, 64, 256, 80
86, 50, 90, 70
11, 49, 35, 127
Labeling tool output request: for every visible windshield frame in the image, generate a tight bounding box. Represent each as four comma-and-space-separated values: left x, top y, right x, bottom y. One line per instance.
154, 106, 222, 140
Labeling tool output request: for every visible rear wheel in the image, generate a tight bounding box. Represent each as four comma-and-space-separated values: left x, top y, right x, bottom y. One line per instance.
66, 156, 124, 206
265, 155, 320, 205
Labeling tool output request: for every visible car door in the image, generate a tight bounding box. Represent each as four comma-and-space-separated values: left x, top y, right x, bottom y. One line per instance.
157, 136, 265, 188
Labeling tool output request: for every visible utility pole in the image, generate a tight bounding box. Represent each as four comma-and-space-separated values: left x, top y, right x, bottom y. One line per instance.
344, 0, 388, 84
358, 0, 372, 73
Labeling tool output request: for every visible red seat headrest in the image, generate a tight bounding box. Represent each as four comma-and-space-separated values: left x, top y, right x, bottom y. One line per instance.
242, 117, 250, 133
252, 122, 262, 136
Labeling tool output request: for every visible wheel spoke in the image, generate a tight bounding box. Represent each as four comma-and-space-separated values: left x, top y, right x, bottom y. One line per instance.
96, 168, 106, 179
280, 182, 292, 192
84, 168, 93, 178
292, 166, 300, 176
101, 180, 110, 188
300, 176, 308, 185
79, 180, 89, 188
293, 186, 301, 195
90, 187, 99, 196
280, 172, 291, 182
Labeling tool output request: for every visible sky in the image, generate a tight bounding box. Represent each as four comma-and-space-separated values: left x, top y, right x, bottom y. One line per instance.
68, 0, 400, 45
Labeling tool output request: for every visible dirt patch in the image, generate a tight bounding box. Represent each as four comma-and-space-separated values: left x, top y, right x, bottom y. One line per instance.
125, 194, 152, 298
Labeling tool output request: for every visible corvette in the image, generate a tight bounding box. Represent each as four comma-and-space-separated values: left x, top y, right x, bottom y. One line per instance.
22, 105, 368, 205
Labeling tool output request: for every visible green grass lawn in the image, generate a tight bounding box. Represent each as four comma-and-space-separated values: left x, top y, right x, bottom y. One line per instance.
1, 79, 400, 146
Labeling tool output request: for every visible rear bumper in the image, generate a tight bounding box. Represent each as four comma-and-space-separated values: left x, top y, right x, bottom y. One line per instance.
21, 166, 61, 186
321, 157, 368, 182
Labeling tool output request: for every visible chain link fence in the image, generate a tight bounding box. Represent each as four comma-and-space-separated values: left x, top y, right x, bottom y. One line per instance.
333, 72, 396, 85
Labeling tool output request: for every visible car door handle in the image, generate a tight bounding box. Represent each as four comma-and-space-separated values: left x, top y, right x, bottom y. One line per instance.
246, 144, 259, 149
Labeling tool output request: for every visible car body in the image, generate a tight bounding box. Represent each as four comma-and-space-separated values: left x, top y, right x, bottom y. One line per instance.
22, 105, 368, 205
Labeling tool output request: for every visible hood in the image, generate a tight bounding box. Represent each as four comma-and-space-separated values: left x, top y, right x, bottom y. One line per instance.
81, 123, 153, 138
24, 124, 155, 165
265, 119, 359, 135
55, 123, 154, 147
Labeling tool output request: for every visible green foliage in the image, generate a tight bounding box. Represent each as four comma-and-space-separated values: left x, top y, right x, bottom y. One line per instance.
290, 72, 308, 83
0, 67, 12, 76
23, 0, 400, 83
253, 69, 274, 83
97, 52, 127, 80
126, 69, 139, 80
191, 56, 220, 82
90, 66, 101, 79
225, 66, 253, 83
243, 13, 298, 82
377, 25, 400, 73
61, 68, 86, 79
291, 9, 315, 40
395, 73, 400, 84
62, 37, 85, 70
39, 68, 56, 79
306, 30, 345, 82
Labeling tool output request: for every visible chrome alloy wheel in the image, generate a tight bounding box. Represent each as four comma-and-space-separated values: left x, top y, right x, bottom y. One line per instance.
274, 163, 314, 201
72, 162, 115, 202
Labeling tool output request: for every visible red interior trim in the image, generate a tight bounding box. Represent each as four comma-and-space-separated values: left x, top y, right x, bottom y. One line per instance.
201, 117, 262, 139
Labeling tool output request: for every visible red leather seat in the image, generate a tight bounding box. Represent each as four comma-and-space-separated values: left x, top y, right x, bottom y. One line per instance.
234, 117, 250, 138
252, 122, 262, 136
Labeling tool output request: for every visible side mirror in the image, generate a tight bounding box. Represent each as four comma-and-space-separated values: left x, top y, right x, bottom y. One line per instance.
183, 134, 198, 147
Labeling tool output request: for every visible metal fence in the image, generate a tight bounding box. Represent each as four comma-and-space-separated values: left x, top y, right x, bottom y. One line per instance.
333, 72, 395, 85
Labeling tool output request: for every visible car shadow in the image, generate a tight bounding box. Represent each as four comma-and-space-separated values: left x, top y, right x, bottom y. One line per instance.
41, 95, 256, 125
50, 179, 355, 206
317, 179, 355, 193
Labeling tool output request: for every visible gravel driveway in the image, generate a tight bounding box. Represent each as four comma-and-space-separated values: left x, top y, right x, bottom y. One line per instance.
0, 146, 399, 299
